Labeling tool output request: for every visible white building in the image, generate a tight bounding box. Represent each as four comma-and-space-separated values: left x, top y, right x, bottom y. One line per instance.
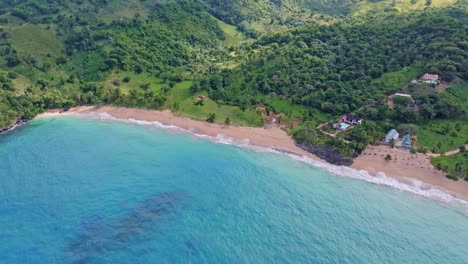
420, 73, 439, 84
384, 129, 399, 144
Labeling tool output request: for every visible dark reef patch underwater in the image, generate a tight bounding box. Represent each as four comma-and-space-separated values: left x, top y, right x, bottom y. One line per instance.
66, 191, 189, 263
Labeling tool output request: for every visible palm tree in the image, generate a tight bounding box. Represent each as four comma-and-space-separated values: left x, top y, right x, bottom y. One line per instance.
206, 113, 216, 123
385, 154, 392, 163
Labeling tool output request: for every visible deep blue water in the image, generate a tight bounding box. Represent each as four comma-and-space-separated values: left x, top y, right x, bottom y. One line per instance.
0, 116, 467, 264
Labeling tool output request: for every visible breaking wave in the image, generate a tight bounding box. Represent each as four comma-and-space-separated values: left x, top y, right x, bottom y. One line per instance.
56, 111, 468, 213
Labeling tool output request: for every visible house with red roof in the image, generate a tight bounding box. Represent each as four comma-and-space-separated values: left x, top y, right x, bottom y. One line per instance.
420, 73, 439, 84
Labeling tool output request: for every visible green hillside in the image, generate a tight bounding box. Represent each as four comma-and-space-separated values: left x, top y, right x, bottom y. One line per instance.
0, 0, 466, 169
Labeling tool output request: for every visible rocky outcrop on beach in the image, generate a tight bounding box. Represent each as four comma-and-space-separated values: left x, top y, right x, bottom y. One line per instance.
0, 118, 27, 134
296, 143, 353, 166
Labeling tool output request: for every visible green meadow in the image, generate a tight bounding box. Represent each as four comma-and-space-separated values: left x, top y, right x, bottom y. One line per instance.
417, 120, 468, 153
166, 81, 263, 127
371, 66, 422, 94
431, 152, 468, 179
216, 19, 246, 46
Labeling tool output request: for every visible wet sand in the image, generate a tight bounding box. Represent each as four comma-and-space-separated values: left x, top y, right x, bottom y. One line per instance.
37, 106, 468, 200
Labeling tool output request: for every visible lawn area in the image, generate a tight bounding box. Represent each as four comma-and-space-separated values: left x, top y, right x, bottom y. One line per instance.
165, 82, 263, 127
371, 66, 422, 94
417, 119, 468, 153
431, 152, 468, 179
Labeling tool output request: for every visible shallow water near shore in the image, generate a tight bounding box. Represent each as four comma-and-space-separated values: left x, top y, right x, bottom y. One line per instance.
1, 117, 468, 263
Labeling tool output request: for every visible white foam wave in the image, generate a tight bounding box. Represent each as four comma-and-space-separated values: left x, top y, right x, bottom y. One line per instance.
68, 112, 468, 212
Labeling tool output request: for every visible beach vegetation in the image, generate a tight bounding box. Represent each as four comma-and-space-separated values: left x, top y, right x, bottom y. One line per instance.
431, 152, 468, 180
445, 174, 459, 181
417, 147, 428, 154
385, 154, 392, 163
206, 113, 216, 123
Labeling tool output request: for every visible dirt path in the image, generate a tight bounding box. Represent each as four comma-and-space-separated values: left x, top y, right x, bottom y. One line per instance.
427, 144, 468, 157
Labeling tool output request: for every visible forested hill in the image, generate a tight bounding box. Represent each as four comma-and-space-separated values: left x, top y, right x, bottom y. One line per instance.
204, 10, 467, 115
0, 0, 228, 126
0, 0, 467, 171
199, 8, 467, 164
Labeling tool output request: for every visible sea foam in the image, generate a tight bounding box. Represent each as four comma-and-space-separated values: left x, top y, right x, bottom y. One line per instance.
61, 111, 468, 213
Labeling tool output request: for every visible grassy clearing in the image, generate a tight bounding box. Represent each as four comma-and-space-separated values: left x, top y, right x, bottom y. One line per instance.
417, 119, 468, 153
449, 82, 468, 98
258, 94, 330, 124
5, 24, 64, 58
166, 82, 263, 126
216, 19, 246, 46
403, 82, 437, 95
11, 64, 53, 82
372, 66, 422, 94
99, 0, 149, 22
11, 74, 32, 94
442, 82, 468, 113
103, 71, 165, 94
353, 0, 458, 15
431, 152, 468, 179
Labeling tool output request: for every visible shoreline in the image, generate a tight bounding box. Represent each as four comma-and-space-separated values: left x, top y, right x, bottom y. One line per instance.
0, 118, 28, 134
35, 106, 468, 203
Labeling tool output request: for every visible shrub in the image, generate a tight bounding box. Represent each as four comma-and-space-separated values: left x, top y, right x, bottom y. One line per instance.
140, 83, 150, 90
445, 174, 459, 181
393, 96, 413, 107
7, 71, 18, 79
206, 113, 216, 123
459, 145, 466, 153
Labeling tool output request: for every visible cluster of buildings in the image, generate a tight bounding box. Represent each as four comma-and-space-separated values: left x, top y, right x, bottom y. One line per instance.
383, 129, 413, 149
326, 73, 439, 150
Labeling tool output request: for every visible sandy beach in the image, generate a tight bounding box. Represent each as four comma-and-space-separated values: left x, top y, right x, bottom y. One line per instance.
37, 106, 468, 201
353, 146, 468, 199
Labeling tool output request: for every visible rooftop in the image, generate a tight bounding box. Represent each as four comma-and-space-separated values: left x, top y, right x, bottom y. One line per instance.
394, 93, 413, 98
422, 73, 439, 80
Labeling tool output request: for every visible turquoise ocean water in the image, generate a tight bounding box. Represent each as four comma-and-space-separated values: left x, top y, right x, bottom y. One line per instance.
0, 116, 467, 264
